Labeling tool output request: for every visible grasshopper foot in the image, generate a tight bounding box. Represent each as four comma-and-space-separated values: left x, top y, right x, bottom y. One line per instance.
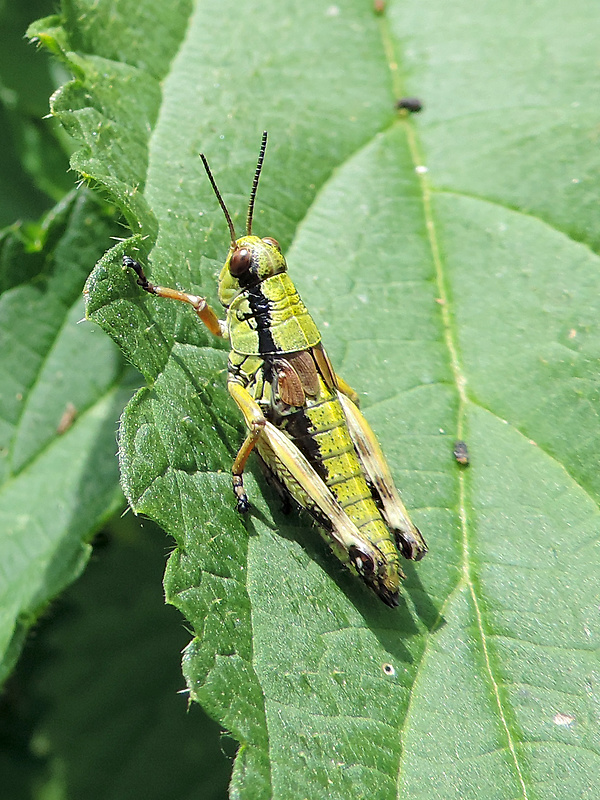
123, 255, 155, 293
233, 475, 250, 513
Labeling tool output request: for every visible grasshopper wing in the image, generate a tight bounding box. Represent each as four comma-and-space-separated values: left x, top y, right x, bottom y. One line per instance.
257, 421, 403, 606
336, 392, 428, 561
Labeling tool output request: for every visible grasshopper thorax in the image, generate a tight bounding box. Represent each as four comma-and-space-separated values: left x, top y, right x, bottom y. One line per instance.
202, 132, 319, 353
218, 235, 287, 308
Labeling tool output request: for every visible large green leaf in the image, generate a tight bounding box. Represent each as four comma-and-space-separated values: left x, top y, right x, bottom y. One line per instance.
29, 1, 600, 798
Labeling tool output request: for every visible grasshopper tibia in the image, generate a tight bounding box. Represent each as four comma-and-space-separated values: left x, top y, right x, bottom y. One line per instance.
123, 256, 224, 338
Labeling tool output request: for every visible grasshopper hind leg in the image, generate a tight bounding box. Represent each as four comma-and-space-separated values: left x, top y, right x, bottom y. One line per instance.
258, 457, 294, 516
393, 525, 427, 562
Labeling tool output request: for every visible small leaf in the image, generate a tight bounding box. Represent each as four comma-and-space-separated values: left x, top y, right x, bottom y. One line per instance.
0, 191, 132, 683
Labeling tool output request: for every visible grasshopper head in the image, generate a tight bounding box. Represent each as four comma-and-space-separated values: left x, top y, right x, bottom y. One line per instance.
201, 133, 289, 308
218, 235, 287, 307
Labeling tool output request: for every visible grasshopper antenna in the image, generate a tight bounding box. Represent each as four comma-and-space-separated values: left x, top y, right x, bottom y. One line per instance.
200, 152, 237, 248
246, 131, 268, 236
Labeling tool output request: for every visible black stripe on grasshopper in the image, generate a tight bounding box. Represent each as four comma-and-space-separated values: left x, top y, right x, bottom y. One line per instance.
124, 131, 427, 606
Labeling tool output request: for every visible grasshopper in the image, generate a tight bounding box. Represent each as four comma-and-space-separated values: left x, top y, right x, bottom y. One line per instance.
124, 132, 427, 607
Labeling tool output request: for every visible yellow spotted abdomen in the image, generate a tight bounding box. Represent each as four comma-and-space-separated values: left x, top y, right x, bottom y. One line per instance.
282, 392, 401, 574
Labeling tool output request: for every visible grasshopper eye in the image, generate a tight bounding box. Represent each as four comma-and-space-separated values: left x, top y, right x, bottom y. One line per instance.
262, 237, 280, 250
229, 247, 252, 277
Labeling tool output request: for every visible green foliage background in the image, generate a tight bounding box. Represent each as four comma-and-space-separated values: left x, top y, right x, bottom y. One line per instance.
0, 0, 599, 798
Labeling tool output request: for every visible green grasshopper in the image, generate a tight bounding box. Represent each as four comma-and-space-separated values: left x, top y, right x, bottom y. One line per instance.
124, 132, 427, 606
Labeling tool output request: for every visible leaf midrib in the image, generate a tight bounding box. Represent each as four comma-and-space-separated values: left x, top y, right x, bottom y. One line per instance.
377, 18, 532, 800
